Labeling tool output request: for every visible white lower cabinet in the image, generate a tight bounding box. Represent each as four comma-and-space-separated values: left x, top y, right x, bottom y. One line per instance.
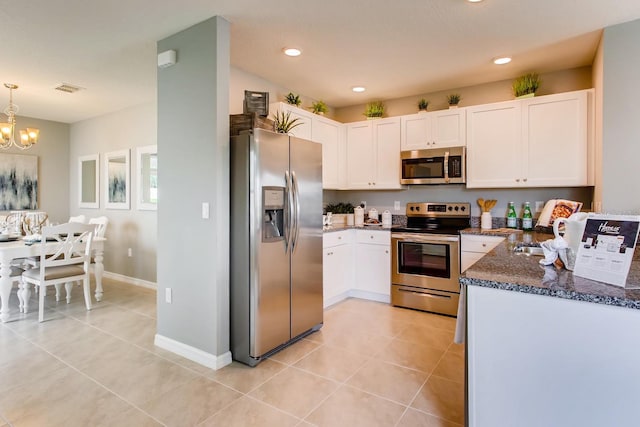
322, 229, 390, 307
460, 234, 505, 272
353, 230, 391, 302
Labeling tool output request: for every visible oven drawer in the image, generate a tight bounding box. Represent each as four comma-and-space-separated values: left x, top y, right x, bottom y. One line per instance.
391, 284, 459, 317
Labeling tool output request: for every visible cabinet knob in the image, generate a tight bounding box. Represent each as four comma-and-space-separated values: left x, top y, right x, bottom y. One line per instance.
338, 236, 341, 239
482, 243, 486, 247
523, 178, 528, 182
385, 250, 389, 254
370, 235, 374, 239
516, 178, 520, 182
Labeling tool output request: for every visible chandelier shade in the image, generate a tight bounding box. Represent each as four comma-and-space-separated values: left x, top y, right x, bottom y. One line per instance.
0, 83, 40, 150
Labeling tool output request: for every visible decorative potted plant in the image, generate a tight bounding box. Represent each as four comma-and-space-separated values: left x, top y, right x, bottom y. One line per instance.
418, 98, 429, 113
311, 100, 328, 115
364, 101, 385, 119
324, 202, 355, 225
285, 92, 301, 107
512, 73, 540, 98
447, 94, 461, 109
272, 110, 302, 134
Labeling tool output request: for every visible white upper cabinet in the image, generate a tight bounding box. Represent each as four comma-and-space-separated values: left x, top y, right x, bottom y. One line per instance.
314, 116, 346, 189
466, 90, 590, 188
346, 117, 402, 189
400, 109, 466, 150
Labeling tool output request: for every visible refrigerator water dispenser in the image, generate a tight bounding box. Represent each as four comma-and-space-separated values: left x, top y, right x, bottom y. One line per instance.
262, 186, 284, 242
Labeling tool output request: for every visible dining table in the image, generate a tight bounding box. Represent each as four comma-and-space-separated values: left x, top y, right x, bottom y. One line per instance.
0, 236, 106, 322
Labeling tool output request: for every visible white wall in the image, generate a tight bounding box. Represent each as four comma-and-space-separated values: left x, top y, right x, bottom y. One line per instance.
69, 102, 157, 283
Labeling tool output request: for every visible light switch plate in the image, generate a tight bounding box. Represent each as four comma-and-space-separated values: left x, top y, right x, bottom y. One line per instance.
202, 202, 210, 219
165, 288, 172, 304
394, 201, 401, 211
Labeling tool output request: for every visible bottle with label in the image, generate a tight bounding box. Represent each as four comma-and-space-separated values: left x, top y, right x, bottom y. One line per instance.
506, 201, 517, 229
522, 202, 533, 231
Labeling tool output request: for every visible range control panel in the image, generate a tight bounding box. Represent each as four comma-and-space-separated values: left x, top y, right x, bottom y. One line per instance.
406, 202, 471, 217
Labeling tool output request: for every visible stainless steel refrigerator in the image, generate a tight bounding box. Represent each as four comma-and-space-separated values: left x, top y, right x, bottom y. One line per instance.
230, 128, 323, 366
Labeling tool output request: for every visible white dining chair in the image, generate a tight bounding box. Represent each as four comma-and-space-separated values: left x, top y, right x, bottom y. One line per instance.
21, 222, 95, 322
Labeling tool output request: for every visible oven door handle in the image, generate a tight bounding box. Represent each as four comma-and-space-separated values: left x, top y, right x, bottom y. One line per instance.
397, 288, 453, 299
392, 233, 459, 243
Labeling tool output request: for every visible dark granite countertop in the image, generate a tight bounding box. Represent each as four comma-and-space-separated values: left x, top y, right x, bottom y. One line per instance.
323, 224, 392, 233
460, 229, 640, 310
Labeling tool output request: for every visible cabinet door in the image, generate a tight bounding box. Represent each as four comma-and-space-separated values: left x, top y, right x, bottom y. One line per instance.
314, 117, 344, 189
466, 101, 522, 188
323, 243, 351, 307
522, 91, 588, 187
372, 118, 402, 189
346, 122, 374, 189
432, 109, 466, 148
354, 243, 391, 298
401, 114, 432, 150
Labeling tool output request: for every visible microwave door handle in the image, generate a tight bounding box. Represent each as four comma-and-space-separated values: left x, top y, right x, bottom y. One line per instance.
444, 151, 450, 183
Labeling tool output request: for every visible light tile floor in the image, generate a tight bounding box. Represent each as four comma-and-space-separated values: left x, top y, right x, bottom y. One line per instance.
0, 279, 464, 426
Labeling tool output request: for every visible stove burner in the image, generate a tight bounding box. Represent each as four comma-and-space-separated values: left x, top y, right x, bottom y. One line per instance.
398, 202, 471, 234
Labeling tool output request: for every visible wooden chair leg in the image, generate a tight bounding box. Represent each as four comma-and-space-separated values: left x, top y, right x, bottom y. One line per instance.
65, 282, 73, 304
83, 278, 92, 311
39, 285, 45, 322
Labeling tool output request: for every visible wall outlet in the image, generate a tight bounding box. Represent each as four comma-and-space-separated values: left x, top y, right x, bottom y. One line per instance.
360, 201, 366, 209
394, 201, 401, 211
127, 247, 133, 257
165, 288, 172, 304
535, 201, 545, 213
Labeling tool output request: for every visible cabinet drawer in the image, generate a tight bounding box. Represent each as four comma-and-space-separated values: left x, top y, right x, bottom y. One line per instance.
461, 234, 505, 253
323, 230, 351, 248
355, 229, 390, 245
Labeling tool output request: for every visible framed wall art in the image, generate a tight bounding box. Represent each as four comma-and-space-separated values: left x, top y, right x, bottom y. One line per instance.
79, 154, 99, 209
136, 145, 157, 211
0, 153, 38, 210
103, 150, 130, 210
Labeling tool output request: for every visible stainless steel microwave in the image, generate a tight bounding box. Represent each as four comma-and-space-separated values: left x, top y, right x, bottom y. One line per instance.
400, 147, 466, 185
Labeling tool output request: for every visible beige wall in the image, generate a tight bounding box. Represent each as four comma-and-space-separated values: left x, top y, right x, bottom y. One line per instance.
592, 36, 604, 211
335, 66, 593, 123
69, 103, 158, 283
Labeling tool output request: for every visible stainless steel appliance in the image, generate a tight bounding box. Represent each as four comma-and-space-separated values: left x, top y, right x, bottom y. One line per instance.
400, 146, 466, 185
230, 128, 323, 366
391, 202, 470, 316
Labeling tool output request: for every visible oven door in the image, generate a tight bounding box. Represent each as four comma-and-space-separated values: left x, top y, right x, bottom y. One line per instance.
391, 232, 460, 293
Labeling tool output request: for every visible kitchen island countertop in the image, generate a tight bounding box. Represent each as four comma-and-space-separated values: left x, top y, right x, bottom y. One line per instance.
323, 224, 392, 233
460, 228, 640, 310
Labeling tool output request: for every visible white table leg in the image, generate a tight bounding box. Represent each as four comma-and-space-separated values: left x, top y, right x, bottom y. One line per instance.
94, 251, 104, 302
0, 261, 13, 322
20, 281, 31, 313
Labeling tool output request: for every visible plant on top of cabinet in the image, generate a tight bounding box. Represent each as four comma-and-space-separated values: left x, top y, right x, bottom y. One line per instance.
364, 101, 385, 119
512, 73, 540, 98
418, 98, 429, 112
447, 93, 462, 108
311, 100, 328, 115
285, 92, 301, 106
273, 110, 302, 134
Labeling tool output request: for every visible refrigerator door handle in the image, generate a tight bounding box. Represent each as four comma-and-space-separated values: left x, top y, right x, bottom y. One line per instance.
284, 170, 291, 253
291, 170, 300, 253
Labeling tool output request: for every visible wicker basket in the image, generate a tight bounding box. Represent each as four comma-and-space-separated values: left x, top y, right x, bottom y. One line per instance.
243, 90, 269, 116
230, 113, 275, 136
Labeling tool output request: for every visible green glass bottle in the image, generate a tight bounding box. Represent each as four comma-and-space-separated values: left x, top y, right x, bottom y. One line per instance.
522, 202, 533, 231
507, 201, 517, 229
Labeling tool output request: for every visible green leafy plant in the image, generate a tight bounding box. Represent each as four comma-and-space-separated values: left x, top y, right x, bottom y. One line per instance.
418, 98, 429, 111
447, 94, 461, 106
272, 110, 302, 134
311, 100, 328, 115
512, 73, 540, 97
324, 202, 355, 214
285, 92, 301, 106
364, 101, 385, 118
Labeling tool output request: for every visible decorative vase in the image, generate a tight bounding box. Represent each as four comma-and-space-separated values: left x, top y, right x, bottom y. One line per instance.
481, 212, 492, 230
516, 93, 535, 99
418, 110, 428, 114
449, 105, 459, 109
366, 116, 382, 120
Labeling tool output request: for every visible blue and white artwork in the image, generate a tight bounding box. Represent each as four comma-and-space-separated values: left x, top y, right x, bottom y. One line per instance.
0, 154, 37, 210
108, 157, 127, 203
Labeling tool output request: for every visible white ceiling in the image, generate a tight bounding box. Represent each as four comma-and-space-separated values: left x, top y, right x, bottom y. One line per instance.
3, 0, 640, 124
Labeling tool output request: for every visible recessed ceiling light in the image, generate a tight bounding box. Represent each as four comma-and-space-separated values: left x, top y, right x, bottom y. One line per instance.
467, 0, 483, 2
352, 86, 366, 93
493, 57, 512, 65
283, 48, 301, 57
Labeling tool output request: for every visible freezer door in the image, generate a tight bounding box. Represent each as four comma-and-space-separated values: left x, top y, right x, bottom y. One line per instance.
289, 135, 324, 338
252, 129, 292, 357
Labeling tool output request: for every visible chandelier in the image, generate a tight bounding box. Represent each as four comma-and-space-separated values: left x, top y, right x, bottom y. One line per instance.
0, 83, 40, 150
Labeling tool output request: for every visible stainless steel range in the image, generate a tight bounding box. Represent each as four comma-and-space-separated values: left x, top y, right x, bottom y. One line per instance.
391, 202, 470, 316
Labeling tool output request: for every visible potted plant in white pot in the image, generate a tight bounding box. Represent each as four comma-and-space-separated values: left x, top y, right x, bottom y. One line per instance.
285, 92, 301, 107
512, 73, 540, 98
447, 94, 461, 109
272, 110, 302, 134
324, 202, 355, 225
311, 100, 328, 115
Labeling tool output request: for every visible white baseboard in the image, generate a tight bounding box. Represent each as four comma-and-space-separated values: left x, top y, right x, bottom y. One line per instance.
102, 271, 157, 290
154, 334, 232, 370
347, 289, 391, 304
